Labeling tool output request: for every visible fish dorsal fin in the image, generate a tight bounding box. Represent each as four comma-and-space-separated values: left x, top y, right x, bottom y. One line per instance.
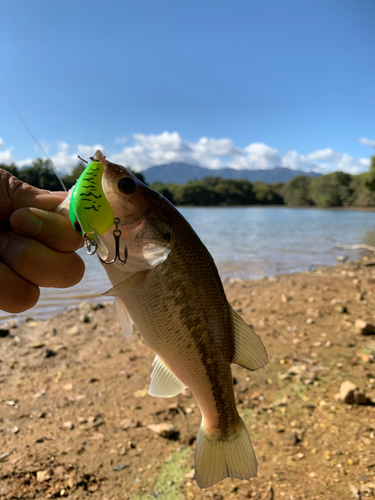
149, 356, 186, 398
230, 307, 268, 370
115, 296, 133, 339
102, 272, 146, 297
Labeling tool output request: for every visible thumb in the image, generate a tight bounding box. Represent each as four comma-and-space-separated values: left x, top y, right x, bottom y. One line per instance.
0, 169, 67, 221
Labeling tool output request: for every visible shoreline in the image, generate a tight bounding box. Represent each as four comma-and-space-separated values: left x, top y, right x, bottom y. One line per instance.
1, 257, 375, 498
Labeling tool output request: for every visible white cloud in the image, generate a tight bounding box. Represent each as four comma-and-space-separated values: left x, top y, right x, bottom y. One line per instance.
114, 136, 127, 144
0, 149, 13, 163
0, 137, 4, 148
359, 137, 375, 148
7, 132, 372, 176
281, 148, 370, 175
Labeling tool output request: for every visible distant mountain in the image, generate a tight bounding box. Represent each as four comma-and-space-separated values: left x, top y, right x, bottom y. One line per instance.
142, 163, 321, 185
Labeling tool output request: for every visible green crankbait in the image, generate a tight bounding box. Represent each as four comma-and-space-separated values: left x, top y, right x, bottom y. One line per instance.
69, 161, 114, 239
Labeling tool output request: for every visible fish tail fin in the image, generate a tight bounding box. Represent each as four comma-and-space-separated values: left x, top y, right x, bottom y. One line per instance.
194, 416, 257, 489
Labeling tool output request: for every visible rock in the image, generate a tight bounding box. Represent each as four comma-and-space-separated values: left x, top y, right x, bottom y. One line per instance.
119, 418, 134, 430
63, 421, 74, 430
337, 381, 356, 404
334, 305, 348, 314
88, 415, 104, 428
80, 314, 91, 323
336, 381, 369, 405
0, 327, 10, 337
185, 470, 195, 479
113, 463, 129, 471
147, 423, 177, 438
36, 470, 50, 482
91, 303, 105, 311
337, 256, 347, 262
29, 342, 45, 349
44, 349, 56, 358
349, 484, 360, 500
67, 325, 80, 335
355, 319, 375, 336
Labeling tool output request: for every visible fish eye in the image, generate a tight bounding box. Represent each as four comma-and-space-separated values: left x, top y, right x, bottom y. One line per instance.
118, 177, 136, 194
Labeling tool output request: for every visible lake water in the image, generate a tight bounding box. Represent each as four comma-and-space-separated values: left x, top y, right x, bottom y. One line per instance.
1, 206, 374, 323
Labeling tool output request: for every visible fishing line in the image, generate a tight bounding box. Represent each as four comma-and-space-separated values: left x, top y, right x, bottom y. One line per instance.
0, 73, 67, 192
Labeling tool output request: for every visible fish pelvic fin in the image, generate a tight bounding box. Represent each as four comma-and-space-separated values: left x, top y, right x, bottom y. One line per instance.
195, 416, 257, 489
230, 306, 268, 371
102, 271, 147, 297
115, 297, 133, 339
149, 356, 186, 398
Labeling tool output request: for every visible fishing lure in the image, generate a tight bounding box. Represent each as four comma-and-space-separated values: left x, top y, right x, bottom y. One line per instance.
69, 161, 114, 239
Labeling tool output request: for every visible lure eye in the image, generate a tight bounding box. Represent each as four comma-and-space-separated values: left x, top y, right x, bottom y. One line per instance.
74, 221, 83, 234
118, 177, 136, 194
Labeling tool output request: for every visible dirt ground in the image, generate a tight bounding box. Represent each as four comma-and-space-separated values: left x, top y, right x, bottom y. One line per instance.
1, 257, 375, 500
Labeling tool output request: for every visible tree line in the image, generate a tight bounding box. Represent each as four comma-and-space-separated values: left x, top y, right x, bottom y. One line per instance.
1, 155, 375, 207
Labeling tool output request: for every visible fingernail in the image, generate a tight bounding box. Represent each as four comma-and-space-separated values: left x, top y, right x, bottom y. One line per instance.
12, 209, 43, 237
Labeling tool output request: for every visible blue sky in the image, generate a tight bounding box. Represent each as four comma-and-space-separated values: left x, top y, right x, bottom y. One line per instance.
1, 0, 375, 175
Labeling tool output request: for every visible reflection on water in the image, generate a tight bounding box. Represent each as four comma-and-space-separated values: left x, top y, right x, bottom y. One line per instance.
1, 206, 374, 323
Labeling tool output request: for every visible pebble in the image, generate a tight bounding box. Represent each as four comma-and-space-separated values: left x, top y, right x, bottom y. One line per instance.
113, 463, 128, 471
36, 470, 50, 482
67, 325, 80, 335
119, 418, 134, 430
29, 342, 45, 349
63, 421, 74, 430
334, 305, 348, 314
147, 423, 177, 438
80, 314, 91, 323
354, 319, 375, 336
336, 381, 369, 405
0, 327, 10, 337
88, 415, 104, 428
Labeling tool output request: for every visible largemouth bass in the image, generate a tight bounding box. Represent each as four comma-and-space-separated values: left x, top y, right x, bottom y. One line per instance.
94, 150, 268, 488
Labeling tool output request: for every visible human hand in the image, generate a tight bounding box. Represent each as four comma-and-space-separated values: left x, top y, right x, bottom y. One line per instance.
0, 169, 85, 313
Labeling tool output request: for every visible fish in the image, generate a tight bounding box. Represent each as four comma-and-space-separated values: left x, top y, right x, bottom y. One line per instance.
93, 150, 268, 488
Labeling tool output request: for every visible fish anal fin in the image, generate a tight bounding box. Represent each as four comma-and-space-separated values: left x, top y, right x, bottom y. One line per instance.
115, 296, 133, 339
195, 416, 257, 488
149, 356, 186, 398
230, 307, 268, 370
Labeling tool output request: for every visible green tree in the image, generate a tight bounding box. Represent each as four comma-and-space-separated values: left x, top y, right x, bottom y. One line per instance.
173, 181, 222, 206
0, 163, 19, 177
283, 176, 313, 206
62, 162, 86, 189
211, 178, 255, 205
364, 155, 375, 190
252, 182, 284, 205
18, 158, 62, 191
309, 171, 353, 207
150, 182, 176, 204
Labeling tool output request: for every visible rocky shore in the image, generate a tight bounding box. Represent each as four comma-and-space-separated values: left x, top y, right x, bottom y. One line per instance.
1, 258, 375, 500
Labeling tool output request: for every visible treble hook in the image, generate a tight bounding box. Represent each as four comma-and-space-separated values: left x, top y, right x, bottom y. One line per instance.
83, 218, 127, 265
98, 218, 128, 265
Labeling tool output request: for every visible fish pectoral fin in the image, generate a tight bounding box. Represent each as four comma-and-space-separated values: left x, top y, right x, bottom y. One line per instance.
142, 244, 172, 267
102, 272, 146, 297
115, 297, 133, 339
230, 306, 268, 370
149, 356, 186, 398
195, 416, 257, 488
